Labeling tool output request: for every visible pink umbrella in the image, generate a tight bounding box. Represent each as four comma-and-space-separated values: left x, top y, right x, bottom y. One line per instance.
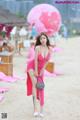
27, 4, 61, 36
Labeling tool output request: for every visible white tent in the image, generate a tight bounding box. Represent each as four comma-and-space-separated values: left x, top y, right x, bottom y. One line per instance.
10, 26, 17, 35
19, 27, 27, 36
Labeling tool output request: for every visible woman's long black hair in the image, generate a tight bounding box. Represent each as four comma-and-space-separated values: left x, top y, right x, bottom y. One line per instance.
35, 32, 50, 47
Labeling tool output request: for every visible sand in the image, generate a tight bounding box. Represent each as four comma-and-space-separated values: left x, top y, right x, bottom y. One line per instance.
0, 36, 80, 120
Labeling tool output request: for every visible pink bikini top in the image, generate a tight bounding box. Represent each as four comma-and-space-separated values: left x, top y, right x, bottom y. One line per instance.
37, 52, 51, 72
38, 52, 50, 62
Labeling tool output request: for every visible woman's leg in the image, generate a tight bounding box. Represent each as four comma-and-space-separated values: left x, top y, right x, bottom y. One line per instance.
28, 69, 37, 112
39, 89, 44, 116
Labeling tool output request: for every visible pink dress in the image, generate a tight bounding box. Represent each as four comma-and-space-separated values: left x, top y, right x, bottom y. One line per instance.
26, 51, 50, 106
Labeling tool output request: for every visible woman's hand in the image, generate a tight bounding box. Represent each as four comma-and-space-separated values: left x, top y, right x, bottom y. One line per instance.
40, 68, 44, 76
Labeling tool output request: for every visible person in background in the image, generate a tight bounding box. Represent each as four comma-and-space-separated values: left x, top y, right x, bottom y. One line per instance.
31, 23, 38, 39
1, 42, 14, 53
2, 42, 9, 52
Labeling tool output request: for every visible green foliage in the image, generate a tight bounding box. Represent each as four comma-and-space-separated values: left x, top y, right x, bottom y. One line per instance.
16, 12, 25, 18
0, 31, 6, 38
34, 0, 47, 4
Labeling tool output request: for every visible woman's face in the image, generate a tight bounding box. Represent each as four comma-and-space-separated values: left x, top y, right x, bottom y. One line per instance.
40, 35, 47, 46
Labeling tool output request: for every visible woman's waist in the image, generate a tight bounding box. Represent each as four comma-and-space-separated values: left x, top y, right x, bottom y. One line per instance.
27, 59, 45, 70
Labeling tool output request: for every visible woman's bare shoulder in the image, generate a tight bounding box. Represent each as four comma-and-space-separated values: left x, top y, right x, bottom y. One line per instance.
35, 45, 41, 52
35, 45, 41, 50
48, 46, 52, 50
48, 46, 53, 53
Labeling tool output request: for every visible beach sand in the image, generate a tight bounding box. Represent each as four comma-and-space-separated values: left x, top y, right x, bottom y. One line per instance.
0, 37, 80, 120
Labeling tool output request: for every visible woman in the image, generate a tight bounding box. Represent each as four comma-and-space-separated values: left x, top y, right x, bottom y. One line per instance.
26, 32, 51, 117
2, 42, 10, 52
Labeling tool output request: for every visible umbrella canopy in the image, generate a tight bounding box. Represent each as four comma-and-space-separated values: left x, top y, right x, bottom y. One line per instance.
27, 4, 61, 36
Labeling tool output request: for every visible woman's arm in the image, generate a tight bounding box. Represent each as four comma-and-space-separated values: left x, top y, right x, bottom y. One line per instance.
34, 46, 39, 76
